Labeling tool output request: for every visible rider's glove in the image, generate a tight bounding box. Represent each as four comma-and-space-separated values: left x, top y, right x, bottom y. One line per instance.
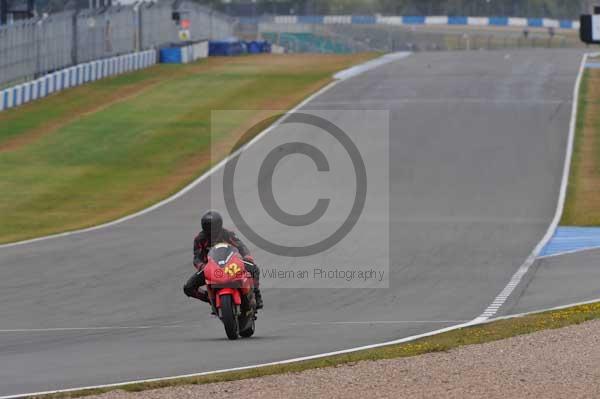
194, 261, 205, 271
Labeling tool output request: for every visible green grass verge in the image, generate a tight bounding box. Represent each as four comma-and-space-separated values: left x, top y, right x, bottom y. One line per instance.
561, 67, 600, 225
0, 54, 376, 244
30, 301, 600, 399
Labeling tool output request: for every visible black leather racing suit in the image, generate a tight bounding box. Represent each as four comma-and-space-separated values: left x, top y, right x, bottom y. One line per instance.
183, 229, 260, 302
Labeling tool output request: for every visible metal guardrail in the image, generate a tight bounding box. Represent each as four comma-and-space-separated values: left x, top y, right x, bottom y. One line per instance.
239, 15, 580, 30
255, 16, 583, 54
0, 2, 233, 88
0, 49, 157, 112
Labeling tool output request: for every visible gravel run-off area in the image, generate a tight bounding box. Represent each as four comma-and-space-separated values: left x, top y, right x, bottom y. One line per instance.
86, 319, 600, 399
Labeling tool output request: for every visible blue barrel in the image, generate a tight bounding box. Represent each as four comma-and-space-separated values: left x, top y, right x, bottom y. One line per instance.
246, 41, 262, 54
159, 47, 182, 64
261, 41, 272, 53
209, 39, 245, 56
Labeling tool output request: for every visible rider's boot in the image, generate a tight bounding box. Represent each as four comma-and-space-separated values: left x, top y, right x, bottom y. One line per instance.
199, 292, 217, 315
196, 289, 210, 303
254, 288, 263, 310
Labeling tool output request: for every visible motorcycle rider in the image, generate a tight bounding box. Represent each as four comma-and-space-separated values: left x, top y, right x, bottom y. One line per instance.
183, 210, 263, 310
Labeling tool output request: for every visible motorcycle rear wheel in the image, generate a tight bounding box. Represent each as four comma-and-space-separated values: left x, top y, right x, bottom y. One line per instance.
220, 295, 239, 340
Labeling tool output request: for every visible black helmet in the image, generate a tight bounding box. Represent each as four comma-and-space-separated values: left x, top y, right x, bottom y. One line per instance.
201, 210, 223, 238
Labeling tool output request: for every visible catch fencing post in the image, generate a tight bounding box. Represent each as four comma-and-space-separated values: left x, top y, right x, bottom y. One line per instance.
71, 10, 79, 66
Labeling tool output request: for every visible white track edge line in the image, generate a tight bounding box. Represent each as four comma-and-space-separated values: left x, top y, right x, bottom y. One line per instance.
5, 296, 600, 399
0, 52, 590, 399
0, 319, 477, 399
0, 320, 467, 333
492, 296, 600, 321
0, 82, 337, 249
0, 53, 411, 250
0, 325, 190, 333
333, 52, 411, 80
474, 53, 589, 323
0, 52, 419, 398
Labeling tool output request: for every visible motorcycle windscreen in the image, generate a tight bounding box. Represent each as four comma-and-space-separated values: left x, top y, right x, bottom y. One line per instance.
208, 243, 239, 266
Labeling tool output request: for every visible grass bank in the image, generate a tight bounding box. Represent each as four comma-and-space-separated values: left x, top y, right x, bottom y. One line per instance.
31, 300, 600, 399
561, 65, 600, 225
0, 53, 375, 244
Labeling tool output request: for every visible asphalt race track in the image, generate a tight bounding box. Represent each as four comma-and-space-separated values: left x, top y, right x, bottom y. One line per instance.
510, 248, 600, 314
0, 49, 586, 396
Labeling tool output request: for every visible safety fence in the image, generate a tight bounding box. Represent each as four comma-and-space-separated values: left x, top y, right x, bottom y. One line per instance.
0, 33, 276, 112
0, 49, 156, 111
0, 1, 233, 88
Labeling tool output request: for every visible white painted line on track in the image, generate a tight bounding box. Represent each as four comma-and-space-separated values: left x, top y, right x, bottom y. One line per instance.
0, 52, 413, 251
0, 319, 478, 399
0, 79, 337, 250
311, 98, 569, 106
333, 52, 411, 80
5, 296, 600, 399
497, 296, 600, 320
474, 53, 590, 322
0, 324, 191, 333
0, 320, 464, 333
0, 52, 594, 399
7, 80, 340, 249
289, 320, 469, 326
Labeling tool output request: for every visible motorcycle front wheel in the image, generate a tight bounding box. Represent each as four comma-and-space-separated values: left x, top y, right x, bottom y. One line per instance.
220, 294, 239, 340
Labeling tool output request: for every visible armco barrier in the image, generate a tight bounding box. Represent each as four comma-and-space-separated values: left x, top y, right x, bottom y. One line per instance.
0, 2, 233, 88
424, 16, 448, 25
351, 15, 377, 25
489, 17, 509, 26
324, 16, 351, 24
542, 18, 559, 28
403, 16, 426, 25
528, 18, 544, 27
247, 14, 580, 30
0, 49, 157, 113
274, 16, 298, 24
560, 20, 574, 29
508, 17, 528, 27
467, 17, 489, 26
298, 16, 324, 24
448, 16, 468, 25
182, 41, 209, 63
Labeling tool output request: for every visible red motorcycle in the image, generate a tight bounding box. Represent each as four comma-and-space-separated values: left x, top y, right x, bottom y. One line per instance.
203, 243, 257, 340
